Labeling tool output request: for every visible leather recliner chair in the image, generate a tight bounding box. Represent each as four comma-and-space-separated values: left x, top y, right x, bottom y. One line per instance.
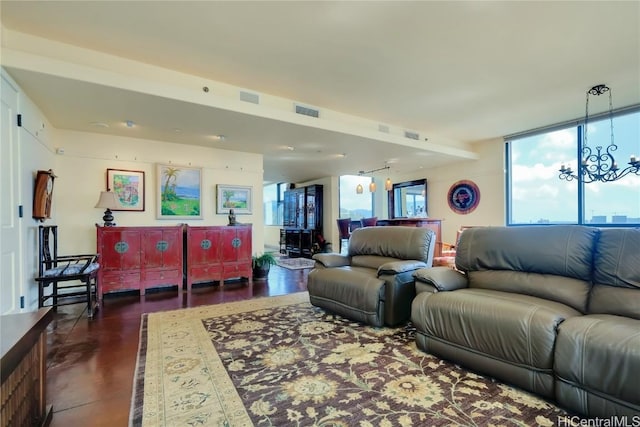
308, 226, 436, 327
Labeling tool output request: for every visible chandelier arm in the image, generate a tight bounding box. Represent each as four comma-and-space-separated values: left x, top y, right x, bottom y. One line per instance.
559, 84, 635, 184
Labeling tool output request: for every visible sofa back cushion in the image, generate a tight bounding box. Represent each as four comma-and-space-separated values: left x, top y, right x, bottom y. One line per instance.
589, 228, 640, 320
456, 225, 598, 312
348, 226, 435, 265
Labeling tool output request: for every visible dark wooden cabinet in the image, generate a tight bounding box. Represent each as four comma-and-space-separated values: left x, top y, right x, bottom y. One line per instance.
282, 184, 323, 258
97, 225, 183, 298
185, 225, 252, 289
1, 308, 53, 427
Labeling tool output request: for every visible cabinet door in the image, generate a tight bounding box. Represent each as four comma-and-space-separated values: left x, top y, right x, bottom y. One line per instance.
188, 227, 221, 266
221, 227, 251, 262
283, 191, 295, 227
141, 230, 163, 269
234, 226, 252, 262
305, 187, 315, 229
161, 228, 182, 268
295, 189, 305, 228
100, 229, 141, 271
142, 228, 182, 269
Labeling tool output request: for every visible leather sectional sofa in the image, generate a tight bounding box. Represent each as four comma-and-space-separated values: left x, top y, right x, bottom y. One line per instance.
308, 226, 436, 327
411, 225, 639, 417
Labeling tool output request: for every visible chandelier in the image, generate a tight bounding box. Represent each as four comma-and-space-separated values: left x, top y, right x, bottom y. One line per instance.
356, 164, 392, 194
559, 84, 639, 183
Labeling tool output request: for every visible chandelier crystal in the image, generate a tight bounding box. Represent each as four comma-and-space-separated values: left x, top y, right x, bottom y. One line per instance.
559, 84, 640, 183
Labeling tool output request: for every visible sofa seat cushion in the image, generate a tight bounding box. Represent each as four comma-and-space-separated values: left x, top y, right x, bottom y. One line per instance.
412, 288, 582, 397
307, 267, 386, 327
555, 314, 640, 415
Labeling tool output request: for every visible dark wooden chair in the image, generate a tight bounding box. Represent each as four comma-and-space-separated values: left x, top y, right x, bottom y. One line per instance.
360, 217, 378, 227
35, 225, 100, 318
336, 218, 352, 254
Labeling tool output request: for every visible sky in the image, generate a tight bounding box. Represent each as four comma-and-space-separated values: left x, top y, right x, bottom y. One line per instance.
510, 110, 640, 224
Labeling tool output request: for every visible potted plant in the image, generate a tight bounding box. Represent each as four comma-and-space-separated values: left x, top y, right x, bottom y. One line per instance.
252, 252, 278, 279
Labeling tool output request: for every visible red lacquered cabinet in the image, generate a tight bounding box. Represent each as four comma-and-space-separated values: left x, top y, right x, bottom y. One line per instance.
97, 225, 184, 299
185, 224, 252, 290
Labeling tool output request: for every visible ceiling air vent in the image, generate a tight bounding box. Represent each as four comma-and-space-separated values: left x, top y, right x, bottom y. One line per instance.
378, 124, 390, 133
295, 104, 320, 118
404, 130, 420, 140
239, 91, 260, 104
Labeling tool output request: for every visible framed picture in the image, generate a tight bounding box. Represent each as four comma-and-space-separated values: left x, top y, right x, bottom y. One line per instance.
157, 164, 202, 219
107, 168, 145, 211
216, 185, 252, 214
447, 180, 480, 215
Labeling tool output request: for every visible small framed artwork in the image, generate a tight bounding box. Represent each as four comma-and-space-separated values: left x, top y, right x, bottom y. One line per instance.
107, 168, 145, 211
447, 180, 481, 215
157, 164, 202, 219
216, 185, 252, 214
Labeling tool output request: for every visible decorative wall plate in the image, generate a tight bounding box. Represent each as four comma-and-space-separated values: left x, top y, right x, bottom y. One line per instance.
447, 180, 480, 214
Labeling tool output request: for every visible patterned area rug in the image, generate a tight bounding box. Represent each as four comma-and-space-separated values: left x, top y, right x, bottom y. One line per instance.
275, 257, 317, 270
130, 293, 572, 426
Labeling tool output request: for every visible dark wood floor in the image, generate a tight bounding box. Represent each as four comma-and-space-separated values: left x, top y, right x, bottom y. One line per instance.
45, 265, 309, 426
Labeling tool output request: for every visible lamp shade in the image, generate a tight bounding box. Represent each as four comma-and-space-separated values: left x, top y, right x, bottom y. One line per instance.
356, 184, 363, 194
385, 178, 392, 191
369, 181, 376, 192
95, 190, 120, 209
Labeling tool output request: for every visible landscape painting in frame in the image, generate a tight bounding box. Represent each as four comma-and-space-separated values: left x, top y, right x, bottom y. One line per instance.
217, 185, 252, 214
107, 168, 145, 211
157, 164, 202, 219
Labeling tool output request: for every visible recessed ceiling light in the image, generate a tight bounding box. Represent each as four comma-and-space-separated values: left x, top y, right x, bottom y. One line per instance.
174, 128, 182, 133
212, 135, 226, 141
90, 122, 109, 128
286, 146, 295, 151
125, 120, 135, 128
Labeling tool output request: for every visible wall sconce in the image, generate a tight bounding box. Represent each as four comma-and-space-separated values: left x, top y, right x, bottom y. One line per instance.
95, 190, 120, 226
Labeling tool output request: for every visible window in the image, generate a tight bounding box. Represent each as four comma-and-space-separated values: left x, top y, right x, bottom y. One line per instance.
339, 175, 373, 220
263, 183, 285, 225
506, 108, 640, 226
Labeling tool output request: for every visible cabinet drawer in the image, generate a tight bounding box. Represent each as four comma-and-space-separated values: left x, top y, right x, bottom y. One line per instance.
101, 272, 140, 292
142, 269, 181, 283
189, 265, 222, 281
223, 263, 251, 277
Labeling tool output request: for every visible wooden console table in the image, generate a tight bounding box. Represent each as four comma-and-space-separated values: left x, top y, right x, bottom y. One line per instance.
1, 307, 53, 426
376, 218, 443, 257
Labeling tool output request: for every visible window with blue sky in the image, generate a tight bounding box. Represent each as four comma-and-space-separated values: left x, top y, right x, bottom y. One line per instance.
339, 175, 373, 219
507, 108, 640, 225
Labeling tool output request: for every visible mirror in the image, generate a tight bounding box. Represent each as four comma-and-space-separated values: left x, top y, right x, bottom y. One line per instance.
388, 179, 427, 218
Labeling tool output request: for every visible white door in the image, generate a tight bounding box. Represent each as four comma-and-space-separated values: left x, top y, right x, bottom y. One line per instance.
1, 73, 22, 314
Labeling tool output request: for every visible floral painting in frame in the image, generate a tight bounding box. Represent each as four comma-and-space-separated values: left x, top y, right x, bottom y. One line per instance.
157, 164, 202, 219
107, 168, 145, 211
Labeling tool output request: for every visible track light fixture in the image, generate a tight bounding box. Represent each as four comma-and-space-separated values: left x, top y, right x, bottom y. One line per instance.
356, 164, 392, 194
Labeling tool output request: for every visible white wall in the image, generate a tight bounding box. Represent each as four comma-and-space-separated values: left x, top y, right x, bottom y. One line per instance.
2, 67, 505, 311
386, 138, 505, 244
52, 131, 264, 255
7, 78, 57, 310
278, 140, 505, 252
1, 71, 265, 310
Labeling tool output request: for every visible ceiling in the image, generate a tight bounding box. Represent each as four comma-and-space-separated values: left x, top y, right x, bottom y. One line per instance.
1, 1, 639, 183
